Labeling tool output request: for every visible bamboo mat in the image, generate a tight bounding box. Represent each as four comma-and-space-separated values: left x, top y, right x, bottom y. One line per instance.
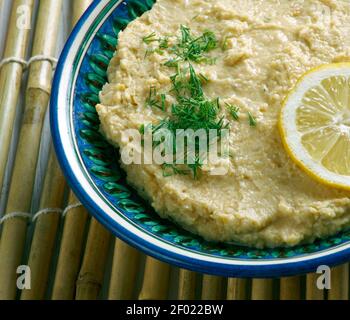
0, 0, 349, 301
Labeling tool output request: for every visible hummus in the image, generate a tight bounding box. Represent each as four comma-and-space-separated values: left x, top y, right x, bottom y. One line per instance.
97, 0, 350, 248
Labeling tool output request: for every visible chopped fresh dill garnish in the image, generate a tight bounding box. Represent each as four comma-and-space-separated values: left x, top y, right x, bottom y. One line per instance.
159, 37, 169, 49
146, 86, 158, 107
143, 26, 218, 65
205, 57, 218, 65
144, 49, 153, 58
143, 33, 168, 58
143, 63, 227, 178
226, 103, 240, 121
142, 32, 158, 44
221, 36, 229, 51
188, 157, 203, 179
160, 93, 166, 111
146, 86, 166, 111
162, 164, 189, 177
139, 124, 145, 134
168, 25, 218, 64
164, 59, 180, 68
199, 73, 209, 84
248, 112, 257, 127
191, 14, 200, 21
145, 47, 164, 58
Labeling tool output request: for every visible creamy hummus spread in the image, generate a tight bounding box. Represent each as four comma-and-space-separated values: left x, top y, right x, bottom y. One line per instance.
97, 0, 350, 248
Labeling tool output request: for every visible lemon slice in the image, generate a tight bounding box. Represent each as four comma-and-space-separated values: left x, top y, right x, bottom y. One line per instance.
279, 63, 350, 190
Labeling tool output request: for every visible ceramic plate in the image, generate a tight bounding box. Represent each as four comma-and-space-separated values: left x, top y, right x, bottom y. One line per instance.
51, 0, 350, 277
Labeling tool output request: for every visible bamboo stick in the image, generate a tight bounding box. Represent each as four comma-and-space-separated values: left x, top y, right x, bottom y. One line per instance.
0, 0, 6, 65
227, 278, 248, 300
201, 275, 225, 300
306, 273, 325, 300
76, 219, 112, 300
251, 279, 274, 300
108, 240, 141, 300
0, 0, 63, 300
178, 269, 197, 300
0, 0, 34, 192
71, 0, 92, 28
20, 147, 66, 300
51, 193, 89, 300
50, 0, 93, 301
138, 257, 171, 300
280, 276, 301, 300
328, 264, 349, 300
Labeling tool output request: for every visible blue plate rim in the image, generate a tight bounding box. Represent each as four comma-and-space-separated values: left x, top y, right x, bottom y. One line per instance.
50, 0, 350, 278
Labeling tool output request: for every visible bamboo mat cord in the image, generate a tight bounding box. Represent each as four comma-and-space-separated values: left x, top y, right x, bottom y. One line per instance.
31, 208, 63, 222
0, 57, 27, 69
328, 264, 349, 300
26, 55, 58, 69
108, 240, 141, 300
178, 269, 197, 300
0, 0, 63, 300
51, 193, 89, 300
251, 279, 274, 300
51, 0, 92, 301
0, 0, 34, 193
139, 257, 171, 300
76, 219, 112, 300
0, 55, 58, 71
201, 275, 225, 300
0, 212, 31, 224
227, 278, 248, 300
306, 273, 325, 300
62, 202, 83, 217
20, 148, 66, 300
280, 276, 301, 300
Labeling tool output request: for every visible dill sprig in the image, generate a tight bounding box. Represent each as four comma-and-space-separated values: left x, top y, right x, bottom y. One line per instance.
221, 36, 229, 51
167, 25, 218, 65
144, 48, 164, 58
226, 103, 240, 121
162, 164, 189, 177
248, 111, 257, 127
199, 73, 209, 84
159, 37, 169, 49
142, 26, 218, 66
142, 32, 158, 44
146, 86, 166, 111
143, 33, 168, 57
